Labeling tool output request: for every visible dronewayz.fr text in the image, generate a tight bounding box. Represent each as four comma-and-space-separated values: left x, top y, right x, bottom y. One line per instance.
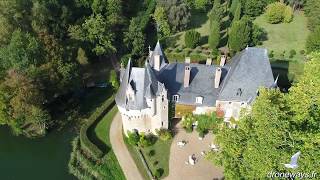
267, 171, 317, 179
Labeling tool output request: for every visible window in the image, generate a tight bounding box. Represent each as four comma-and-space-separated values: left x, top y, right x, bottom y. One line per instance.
196, 96, 203, 104
173, 95, 179, 102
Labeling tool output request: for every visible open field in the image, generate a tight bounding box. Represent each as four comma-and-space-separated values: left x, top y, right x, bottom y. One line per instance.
254, 11, 309, 62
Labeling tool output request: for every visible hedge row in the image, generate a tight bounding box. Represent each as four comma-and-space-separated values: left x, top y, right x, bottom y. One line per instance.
68, 137, 95, 180
166, 52, 209, 62
79, 96, 115, 160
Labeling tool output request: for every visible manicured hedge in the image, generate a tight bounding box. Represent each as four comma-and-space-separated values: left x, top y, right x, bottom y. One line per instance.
79, 96, 115, 160
166, 52, 208, 62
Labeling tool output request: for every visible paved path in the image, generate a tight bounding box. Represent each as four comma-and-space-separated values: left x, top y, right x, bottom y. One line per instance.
110, 113, 144, 180
164, 122, 224, 180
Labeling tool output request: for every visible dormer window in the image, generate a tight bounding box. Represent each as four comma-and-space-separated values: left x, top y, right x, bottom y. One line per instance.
173, 95, 179, 102
196, 96, 203, 104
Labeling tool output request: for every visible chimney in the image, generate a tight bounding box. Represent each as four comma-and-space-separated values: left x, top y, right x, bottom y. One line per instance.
154, 54, 160, 71
185, 57, 191, 64
220, 55, 226, 66
206, 58, 212, 65
184, 65, 191, 88
215, 67, 222, 88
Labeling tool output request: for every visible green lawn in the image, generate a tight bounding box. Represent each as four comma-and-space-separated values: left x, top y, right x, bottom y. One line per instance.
94, 106, 125, 179
254, 11, 309, 83
124, 138, 150, 180
125, 137, 172, 179
141, 139, 172, 179
92, 105, 117, 147
254, 11, 309, 62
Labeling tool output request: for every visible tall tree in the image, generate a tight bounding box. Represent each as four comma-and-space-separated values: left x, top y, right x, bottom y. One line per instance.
69, 14, 115, 56
209, 0, 224, 22
153, 7, 171, 38
304, 0, 320, 31
157, 0, 191, 32
228, 17, 251, 53
208, 20, 220, 51
306, 26, 320, 53
124, 17, 146, 57
0, 70, 50, 137
0, 30, 43, 72
233, 2, 242, 21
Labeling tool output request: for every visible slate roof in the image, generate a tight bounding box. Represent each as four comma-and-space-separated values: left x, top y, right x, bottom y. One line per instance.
116, 44, 275, 110
218, 47, 274, 103
158, 63, 229, 106
115, 59, 164, 110
149, 41, 168, 70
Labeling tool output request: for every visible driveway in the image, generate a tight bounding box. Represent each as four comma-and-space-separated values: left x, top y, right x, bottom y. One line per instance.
110, 113, 143, 180
164, 121, 224, 180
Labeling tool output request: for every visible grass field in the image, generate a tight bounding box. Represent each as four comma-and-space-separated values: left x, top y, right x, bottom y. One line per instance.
140, 139, 172, 178
125, 137, 172, 179
254, 11, 309, 84
254, 11, 310, 62
94, 106, 125, 179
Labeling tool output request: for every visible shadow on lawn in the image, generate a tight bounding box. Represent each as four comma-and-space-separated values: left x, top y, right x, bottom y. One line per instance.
87, 100, 116, 154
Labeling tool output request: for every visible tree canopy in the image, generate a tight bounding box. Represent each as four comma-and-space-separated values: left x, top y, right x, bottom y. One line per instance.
208, 52, 320, 178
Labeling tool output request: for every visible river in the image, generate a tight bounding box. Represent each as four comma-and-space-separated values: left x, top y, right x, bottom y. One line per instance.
0, 126, 76, 180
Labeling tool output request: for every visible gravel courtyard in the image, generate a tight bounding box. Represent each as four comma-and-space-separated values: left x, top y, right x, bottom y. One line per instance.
164, 121, 224, 180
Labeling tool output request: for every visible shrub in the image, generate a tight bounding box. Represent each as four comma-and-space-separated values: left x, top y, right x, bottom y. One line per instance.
185, 29, 201, 48
199, 131, 205, 138
280, 50, 286, 59
174, 48, 182, 53
155, 168, 164, 178
265, 2, 286, 24
138, 133, 152, 148
283, 6, 293, 23
127, 131, 140, 146
182, 114, 195, 132
156, 129, 172, 141
148, 149, 155, 157
300, 50, 305, 55
289, 49, 296, 58
153, 161, 159, 166
250, 25, 266, 46
269, 50, 274, 58
109, 70, 119, 90
266, 2, 294, 24
196, 112, 222, 135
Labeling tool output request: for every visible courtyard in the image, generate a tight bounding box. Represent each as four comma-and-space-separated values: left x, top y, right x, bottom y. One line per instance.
164, 121, 224, 180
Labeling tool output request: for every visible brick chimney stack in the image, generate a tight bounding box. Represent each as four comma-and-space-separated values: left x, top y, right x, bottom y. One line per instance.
206, 58, 212, 65
215, 67, 222, 88
184, 65, 191, 88
220, 55, 226, 66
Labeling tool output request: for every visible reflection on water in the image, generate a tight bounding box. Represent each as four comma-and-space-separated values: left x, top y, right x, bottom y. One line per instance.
0, 126, 76, 180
